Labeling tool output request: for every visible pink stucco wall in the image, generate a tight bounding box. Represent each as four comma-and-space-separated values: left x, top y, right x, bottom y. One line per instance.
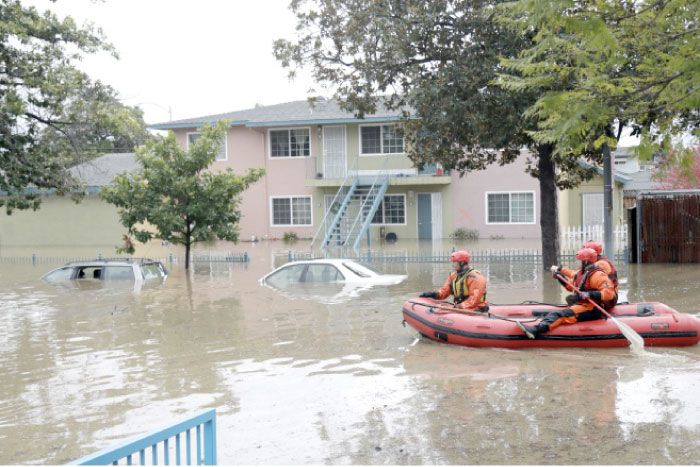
174, 126, 316, 241
451, 151, 541, 239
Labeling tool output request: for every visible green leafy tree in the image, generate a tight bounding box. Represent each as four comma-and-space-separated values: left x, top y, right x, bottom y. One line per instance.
496, 0, 700, 165
1, 0, 148, 214
274, 0, 604, 268
101, 121, 265, 269
36, 82, 153, 163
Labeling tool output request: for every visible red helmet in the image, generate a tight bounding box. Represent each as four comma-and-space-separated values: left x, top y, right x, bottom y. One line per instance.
575, 247, 598, 263
583, 240, 603, 255
450, 250, 470, 263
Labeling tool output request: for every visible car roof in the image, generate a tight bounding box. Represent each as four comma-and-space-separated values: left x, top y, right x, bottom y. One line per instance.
281, 258, 357, 267
61, 258, 162, 267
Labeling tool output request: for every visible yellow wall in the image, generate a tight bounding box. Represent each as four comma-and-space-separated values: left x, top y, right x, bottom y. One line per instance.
0, 195, 125, 247
558, 175, 625, 228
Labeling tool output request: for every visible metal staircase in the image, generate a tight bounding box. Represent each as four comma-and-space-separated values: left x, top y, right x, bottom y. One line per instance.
310, 158, 390, 251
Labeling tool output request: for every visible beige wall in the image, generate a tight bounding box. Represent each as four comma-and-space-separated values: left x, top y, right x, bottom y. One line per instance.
0, 195, 125, 247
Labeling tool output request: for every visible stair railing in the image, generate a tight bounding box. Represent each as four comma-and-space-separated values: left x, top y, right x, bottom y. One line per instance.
344, 156, 390, 248
310, 157, 359, 250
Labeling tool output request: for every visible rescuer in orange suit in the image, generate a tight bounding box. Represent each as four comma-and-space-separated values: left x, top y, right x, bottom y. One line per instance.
419, 250, 489, 312
583, 240, 619, 296
517, 247, 616, 339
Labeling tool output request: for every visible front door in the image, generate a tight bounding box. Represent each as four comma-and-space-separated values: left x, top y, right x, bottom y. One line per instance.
323, 126, 346, 179
418, 193, 432, 239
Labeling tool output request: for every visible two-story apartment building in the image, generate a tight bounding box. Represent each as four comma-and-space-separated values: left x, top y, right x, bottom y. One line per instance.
152, 99, 543, 246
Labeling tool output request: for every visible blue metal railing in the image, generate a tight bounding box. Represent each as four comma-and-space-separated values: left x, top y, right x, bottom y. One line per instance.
347, 157, 390, 250
67, 409, 217, 466
313, 158, 360, 249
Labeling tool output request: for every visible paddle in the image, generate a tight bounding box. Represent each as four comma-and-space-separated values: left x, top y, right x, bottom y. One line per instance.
406, 300, 514, 321
555, 271, 645, 352
407, 300, 486, 316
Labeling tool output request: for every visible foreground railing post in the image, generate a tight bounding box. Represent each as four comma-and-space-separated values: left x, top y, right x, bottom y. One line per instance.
203, 416, 217, 465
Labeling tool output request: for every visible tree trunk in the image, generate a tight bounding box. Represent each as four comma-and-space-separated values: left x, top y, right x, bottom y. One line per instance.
185, 239, 191, 270
537, 144, 560, 271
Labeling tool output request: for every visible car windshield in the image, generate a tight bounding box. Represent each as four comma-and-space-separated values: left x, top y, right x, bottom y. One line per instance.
342, 262, 377, 278
43, 267, 74, 281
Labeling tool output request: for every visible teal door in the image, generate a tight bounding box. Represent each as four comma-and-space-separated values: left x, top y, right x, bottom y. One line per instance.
418, 193, 432, 239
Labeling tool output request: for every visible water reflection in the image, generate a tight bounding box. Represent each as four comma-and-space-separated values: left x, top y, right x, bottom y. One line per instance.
1, 241, 700, 464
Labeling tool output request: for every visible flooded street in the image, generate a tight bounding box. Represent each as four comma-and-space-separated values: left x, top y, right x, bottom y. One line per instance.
1, 240, 700, 464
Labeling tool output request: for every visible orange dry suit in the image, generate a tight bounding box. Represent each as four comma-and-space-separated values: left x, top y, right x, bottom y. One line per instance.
595, 255, 619, 306
543, 265, 617, 332
436, 267, 488, 311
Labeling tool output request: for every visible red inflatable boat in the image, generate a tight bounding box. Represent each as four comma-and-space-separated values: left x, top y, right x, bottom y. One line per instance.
403, 297, 700, 348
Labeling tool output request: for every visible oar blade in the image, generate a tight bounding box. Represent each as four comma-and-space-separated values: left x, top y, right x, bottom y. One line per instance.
611, 316, 645, 353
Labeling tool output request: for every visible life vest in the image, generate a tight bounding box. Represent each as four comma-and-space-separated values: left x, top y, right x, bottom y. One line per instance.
574, 265, 605, 294
597, 255, 619, 288
451, 267, 487, 304
574, 265, 616, 309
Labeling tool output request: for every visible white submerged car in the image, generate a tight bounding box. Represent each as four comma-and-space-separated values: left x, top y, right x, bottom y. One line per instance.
259, 258, 407, 287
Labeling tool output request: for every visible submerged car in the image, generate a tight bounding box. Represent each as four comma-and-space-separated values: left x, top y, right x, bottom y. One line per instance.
259, 259, 406, 287
41, 259, 168, 283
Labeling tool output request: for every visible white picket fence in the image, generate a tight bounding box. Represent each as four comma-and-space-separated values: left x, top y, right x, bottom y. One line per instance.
561, 224, 628, 250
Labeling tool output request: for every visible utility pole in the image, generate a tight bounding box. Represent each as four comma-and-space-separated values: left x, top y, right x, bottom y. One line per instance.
603, 143, 614, 258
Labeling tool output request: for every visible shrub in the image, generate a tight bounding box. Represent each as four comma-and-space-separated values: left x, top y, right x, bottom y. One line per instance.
452, 228, 479, 240
283, 231, 298, 243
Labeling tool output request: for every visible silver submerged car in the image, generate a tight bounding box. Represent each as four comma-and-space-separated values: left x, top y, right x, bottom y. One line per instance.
42, 259, 168, 283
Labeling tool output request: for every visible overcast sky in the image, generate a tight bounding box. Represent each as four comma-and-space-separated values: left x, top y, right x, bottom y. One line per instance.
30, 0, 317, 125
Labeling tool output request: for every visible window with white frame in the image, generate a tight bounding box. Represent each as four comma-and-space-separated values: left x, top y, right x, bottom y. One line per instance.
371, 194, 406, 224
271, 196, 312, 226
186, 132, 227, 161
486, 191, 535, 224
269, 128, 310, 158
360, 124, 404, 155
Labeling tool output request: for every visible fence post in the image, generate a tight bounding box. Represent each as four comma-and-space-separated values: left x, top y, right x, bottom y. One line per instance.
98, 253, 102, 260
244, 252, 249, 262
32, 253, 36, 266
169, 253, 173, 264
288, 250, 292, 262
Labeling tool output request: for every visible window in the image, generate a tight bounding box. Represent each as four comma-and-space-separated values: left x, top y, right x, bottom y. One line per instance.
271, 196, 312, 226
103, 266, 136, 280
269, 128, 310, 158
265, 264, 307, 286
305, 264, 344, 282
360, 124, 404, 155
486, 191, 535, 224
371, 194, 406, 225
187, 132, 227, 161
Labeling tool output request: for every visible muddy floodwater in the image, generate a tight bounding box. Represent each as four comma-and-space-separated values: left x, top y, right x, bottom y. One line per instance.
1, 240, 700, 464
